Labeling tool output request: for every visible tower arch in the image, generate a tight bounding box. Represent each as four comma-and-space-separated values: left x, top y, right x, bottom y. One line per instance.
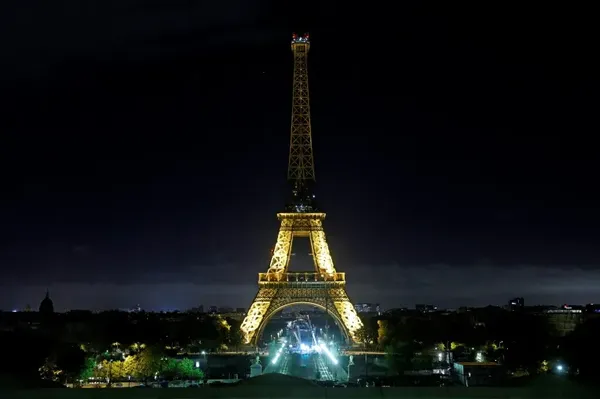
252, 301, 350, 346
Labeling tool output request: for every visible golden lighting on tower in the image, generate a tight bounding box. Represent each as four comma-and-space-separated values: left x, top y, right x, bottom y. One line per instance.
239, 33, 363, 346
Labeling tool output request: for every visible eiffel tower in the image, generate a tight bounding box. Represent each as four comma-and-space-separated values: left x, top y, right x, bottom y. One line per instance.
240, 33, 363, 346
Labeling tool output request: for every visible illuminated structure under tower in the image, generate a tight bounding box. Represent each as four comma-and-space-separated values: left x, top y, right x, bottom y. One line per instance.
240, 33, 363, 346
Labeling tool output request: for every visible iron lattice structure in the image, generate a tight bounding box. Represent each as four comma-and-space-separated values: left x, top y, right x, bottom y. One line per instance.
287, 33, 315, 184
239, 34, 363, 346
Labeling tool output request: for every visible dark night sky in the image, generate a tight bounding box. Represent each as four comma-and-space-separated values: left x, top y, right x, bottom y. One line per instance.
1, 2, 599, 311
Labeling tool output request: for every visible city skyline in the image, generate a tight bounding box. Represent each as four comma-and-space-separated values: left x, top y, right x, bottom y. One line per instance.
2, 3, 598, 311
6, 263, 600, 313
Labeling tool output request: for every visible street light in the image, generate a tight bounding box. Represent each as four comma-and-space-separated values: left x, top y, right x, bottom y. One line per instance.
347, 355, 354, 382
201, 351, 208, 381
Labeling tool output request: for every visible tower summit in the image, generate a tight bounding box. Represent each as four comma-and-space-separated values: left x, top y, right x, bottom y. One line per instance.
287, 32, 316, 213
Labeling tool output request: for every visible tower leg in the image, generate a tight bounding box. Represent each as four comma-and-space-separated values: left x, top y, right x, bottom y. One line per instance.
240, 288, 278, 344
330, 288, 364, 342
309, 218, 336, 275
267, 219, 294, 274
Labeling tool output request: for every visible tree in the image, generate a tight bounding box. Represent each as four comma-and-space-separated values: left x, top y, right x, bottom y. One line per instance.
54, 344, 87, 383
377, 320, 389, 346
501, 314, 550, 374
96, 359, 110, 380
214, 317, 233, 351
385, 341, 418, 374
355, 321, 378, 349
129, 343, 146, 355
134, 346, 164, 381
227, 326, 244, 350
162, 358, 180, 380
562, 317, 600, 380
160, 358, 204, 381
39, 357, 63, 383
111, 360, 125, 380
122, 355, 137, 378
79, 357, 96, 381
179, 358, 203, 380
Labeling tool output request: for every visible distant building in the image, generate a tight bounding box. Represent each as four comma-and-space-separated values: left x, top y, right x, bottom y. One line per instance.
384, 308, 409, 316
39, 290, 54, 315
415, 304, 437, 313
218, 307, 234, 313
120, 304, 142, 313
354, 303, 380, 313
235, 308, 246, 314
453, 362, 502, 386
208, 306, 218, 314
508, 297, 524, 311
544, 304, 583, 336
585, 303, 600, 314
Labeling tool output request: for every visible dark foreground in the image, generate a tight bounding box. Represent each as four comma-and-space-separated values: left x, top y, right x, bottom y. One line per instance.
0, 388, 596, 399
0, 374, 597, 399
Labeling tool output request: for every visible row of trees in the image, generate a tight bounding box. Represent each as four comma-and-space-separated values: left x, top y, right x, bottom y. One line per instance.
87, 354, 203, 382
354, 308, 600, 381
354, 309, 550, 374
58, 313, 244, 354
40, 345, 204, 384
1, 314, 240, 386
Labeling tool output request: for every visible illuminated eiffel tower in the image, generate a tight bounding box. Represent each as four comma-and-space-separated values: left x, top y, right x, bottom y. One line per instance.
239, 33, 363, 345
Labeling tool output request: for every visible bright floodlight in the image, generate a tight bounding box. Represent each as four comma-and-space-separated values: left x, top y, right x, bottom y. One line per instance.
271, 342, 286, 365
300, 343, 309, 352
556, 364, 563, 372
319, 343, 338, 365
272, 351, 281, 365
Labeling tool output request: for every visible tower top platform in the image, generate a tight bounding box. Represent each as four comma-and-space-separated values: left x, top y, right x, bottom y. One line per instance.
291, 32, 310, 44
277, 212, 325, 221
